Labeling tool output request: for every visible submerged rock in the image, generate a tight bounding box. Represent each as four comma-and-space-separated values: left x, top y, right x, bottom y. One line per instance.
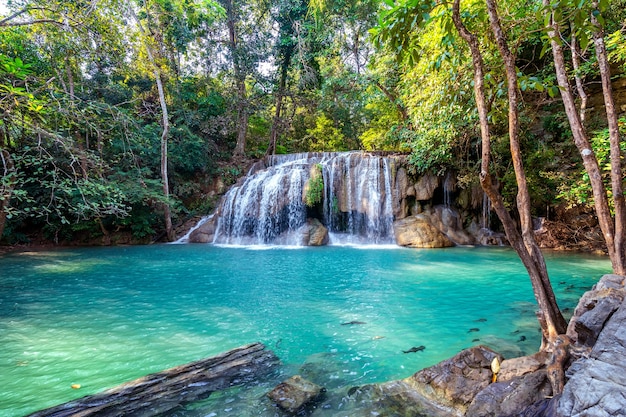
267, 375, 325, 413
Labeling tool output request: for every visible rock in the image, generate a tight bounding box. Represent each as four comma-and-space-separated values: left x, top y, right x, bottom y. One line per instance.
188, 216, 217, 243
466, 370, 552, 417
396, 167, 410, 200
267, 375, 324, 413
393, 215, 454, 248
555, 295, 626, 417
356, 381, 462, 417
413, 172, 440, 201
429, 206, 475, 245
300, 218, 329, 246
402, 346, 504, 415
566, 274, 626, 345
497, 352, 548, 382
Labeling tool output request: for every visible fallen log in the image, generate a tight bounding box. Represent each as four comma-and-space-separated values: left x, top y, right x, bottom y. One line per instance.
27, 342, 280, 417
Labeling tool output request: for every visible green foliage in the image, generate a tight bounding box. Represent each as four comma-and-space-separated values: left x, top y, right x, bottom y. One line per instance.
557, 119, 626, 211
306, 114, 348, 152
305, 164, 324, 207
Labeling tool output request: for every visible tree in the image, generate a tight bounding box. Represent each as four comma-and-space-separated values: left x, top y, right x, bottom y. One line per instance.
128, 2, 175, 242
267, 0, 310, 155
542, 0, 626, 275
375, 0, 567, 369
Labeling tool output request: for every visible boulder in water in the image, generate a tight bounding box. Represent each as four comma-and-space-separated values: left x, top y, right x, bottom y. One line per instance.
300, 218, 329, 246
188, 216, 217, 243
393, 215, 454, 248
267, 375, 325, 413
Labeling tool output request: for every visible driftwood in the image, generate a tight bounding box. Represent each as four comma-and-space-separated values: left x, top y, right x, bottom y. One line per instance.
27, 342, 280, 417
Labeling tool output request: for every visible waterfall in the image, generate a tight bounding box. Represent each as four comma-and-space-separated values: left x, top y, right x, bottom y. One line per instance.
211, 152, 397, 245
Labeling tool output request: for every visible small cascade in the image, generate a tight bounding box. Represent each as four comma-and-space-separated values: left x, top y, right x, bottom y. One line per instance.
478, 191, 505, 246
481, 191, 491, 230
211, 152, 397, 245
443, 171, 455, 208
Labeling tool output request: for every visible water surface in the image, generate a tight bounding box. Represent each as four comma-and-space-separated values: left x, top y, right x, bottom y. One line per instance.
0, 245, 610, 416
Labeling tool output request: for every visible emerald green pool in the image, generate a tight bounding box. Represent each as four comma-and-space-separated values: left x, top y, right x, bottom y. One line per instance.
0, 245, 610, 416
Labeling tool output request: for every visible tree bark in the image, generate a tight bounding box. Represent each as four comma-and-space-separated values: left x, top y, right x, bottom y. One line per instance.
451, 0, 566, 354
485, 0, 565, 339
129, 4, 175, 242
224, 0, 248, 157
591, 1, 626, 275
570, 28, 588, 122
267, 57, 290, 156
543, 1, 620, 274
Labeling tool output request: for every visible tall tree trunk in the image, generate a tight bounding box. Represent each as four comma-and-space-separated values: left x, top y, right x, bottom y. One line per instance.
543, 1, 620, 273
451, 0, 566, 355
591, 1, 626, 275
129, 5, 174, 242
570, 28, 588, 122
267, 58, 290, 156
485, 0, 565, 338
224, 0, 248, 157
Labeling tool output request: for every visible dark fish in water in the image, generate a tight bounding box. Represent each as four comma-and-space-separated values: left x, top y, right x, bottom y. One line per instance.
403, 345, 426, 353
475, 318, 487, 322
517, 335, 526, 342
341, 320, 366, 325
472, 338, 480, 342
511, 330, 520, 335
468, 328, 480, 333
347, 386, 360, 396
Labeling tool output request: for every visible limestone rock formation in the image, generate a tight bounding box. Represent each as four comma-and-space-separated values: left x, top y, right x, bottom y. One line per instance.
367, 346, 503, 416
405, 346, 504, 414
187, 215, 217, 243
466, 370, 552, 417
300, 218, 329, 246
414, 172, 440, 201
393, 215, 455, 248
566, 274, 626, 346
267, 375, 324, 413
555, 277, 626, 417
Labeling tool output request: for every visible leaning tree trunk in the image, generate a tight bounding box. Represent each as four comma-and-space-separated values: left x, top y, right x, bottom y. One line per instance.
485, 0, 566, 339
451, 0, 566, 357
543, 1, 620, 273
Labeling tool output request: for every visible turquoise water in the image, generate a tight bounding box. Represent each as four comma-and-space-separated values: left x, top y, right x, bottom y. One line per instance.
0, 245, 611, 416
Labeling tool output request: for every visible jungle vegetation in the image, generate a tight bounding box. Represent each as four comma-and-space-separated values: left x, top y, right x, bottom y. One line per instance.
1, 0, 625, 270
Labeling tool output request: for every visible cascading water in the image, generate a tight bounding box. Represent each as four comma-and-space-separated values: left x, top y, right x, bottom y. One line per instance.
211, 152, 397, 245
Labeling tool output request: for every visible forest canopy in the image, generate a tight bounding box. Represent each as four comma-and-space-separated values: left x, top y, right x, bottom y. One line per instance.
1, 0, 625, 246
